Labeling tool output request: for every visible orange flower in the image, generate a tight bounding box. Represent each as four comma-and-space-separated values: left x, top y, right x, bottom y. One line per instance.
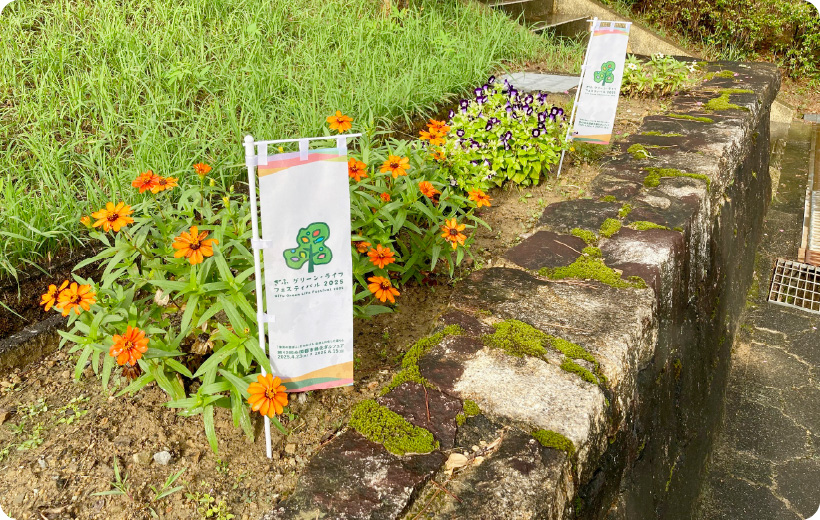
131, 171, 159, 193
355, 241, 371, 253
441, 218, 467, 250
193, 163, 212, 177
380, 155, 410, 179
91, 202, 134, 233
55, 282, 96, 316
80, 216, 91, 228
40, 280, 69, 312
430, 149, 445, 162
468, 189, 492, 208
367, 244, 396, 269
367, 276, 400, 303
150, 176, 178, 194
348, 159, 368, 182
418, 181, 440, 199
380, 192, 391, 202
247, 373, 288, 417
109, 326, 149, 366
419, 130, 445, 146
428, 119, 450, 134
326, 111, 353, 133
172, 226, 218, 265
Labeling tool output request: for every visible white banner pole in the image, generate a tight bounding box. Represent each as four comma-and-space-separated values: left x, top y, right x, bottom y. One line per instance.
557, 17, 597, 178
244, 134, 273, 460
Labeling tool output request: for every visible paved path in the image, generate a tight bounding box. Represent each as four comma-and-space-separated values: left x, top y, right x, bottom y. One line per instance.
697, 121, 820, 519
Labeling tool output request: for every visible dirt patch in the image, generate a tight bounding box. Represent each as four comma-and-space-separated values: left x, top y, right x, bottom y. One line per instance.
0, 94, 664, 520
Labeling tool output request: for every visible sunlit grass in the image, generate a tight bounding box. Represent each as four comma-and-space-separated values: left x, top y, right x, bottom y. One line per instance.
0, 0, 584, 283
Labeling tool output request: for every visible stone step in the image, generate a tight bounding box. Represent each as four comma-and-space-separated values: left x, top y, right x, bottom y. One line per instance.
530, 13, 590, 38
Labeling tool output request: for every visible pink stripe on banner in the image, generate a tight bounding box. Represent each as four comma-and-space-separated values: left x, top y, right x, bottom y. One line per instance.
293, 379, 354, 392
594, 29, 629, 36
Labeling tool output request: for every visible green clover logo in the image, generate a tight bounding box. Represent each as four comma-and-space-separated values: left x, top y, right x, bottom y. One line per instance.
594, 61, 617, 85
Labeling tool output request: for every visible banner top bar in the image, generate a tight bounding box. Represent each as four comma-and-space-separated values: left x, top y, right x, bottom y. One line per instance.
249, 133, 361, 147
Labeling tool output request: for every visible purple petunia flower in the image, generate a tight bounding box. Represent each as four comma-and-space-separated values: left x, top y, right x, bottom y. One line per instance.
488, 75, 496, 84
538, 112, 547, 123
531, 128, 541, 138
524, 94, 533, 104
525, 106, 534, 116
460, 99, 469, 109
475, 87, 483, 97
485, 120, 494, 131
448, 109, 455, 119
456, 128, 465, 138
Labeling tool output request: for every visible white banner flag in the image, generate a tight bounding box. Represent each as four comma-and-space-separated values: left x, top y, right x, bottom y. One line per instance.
256, 146, 354, 392
572, 20, 631, 145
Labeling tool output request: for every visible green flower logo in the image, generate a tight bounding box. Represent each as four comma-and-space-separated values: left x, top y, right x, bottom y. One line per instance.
283, 222, 332, 273
594, 61, 617, 85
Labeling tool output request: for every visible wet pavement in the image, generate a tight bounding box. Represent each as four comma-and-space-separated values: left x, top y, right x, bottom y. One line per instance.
697, 121, 820, 519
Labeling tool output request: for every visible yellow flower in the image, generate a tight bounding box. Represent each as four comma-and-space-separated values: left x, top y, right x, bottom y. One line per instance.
91, 202, 134, 233
468, 189, 492, 208
55, 282, 97, 316
367, 276, 400, 303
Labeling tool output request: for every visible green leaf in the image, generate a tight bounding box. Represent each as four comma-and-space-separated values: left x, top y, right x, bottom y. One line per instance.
203, 405, 218, 454
231, 390, 254, 440
218, 368, 252, 399
192, 344, 237, 379
117, 371, 155, 396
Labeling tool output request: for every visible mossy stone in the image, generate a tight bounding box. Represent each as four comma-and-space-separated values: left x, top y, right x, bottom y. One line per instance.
483, 320, 549, 359
629, 221, 670, 231
618, 203, 633, 219
560, 358, 599, 384
571, 228, 598, 245
539, 249, 647, 289
532, 429, 575, 457
599, 218, 622, 238
643, 167, 710, 189
462, 400, 481, 417
642, 131, 683, 137
382, 325, 462, 395
600, 195, 617, 202
668, 113, 714, 123
627, 143, 652, 159
349, 399, 439, 455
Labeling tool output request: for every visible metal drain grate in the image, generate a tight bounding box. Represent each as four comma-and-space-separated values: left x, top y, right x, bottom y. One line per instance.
768, 258, 820, 313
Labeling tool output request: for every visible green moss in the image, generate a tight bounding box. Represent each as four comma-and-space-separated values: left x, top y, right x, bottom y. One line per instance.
643, 167, 710, 189
571, 228, 598, 245
672, 359, 682, 381
582, 245, 602, 258
382, 325, 462, 395
720, 88, 754, 94
539, 249, 647, 289
629, 221, 670, 231
668, 113, 714, 123
550, 337, 596, 364
714, 70, 735, 78
599, 218, 622, 238
627, 143, 653, 159
483, 320, 606, 385
618, 203, 633, 218
532, 429, 575, 457
349, 399, 439, 455
600, 195, 617, 202
456, 413, 466, 426
484, 319, 549, 359
673, 226, 684, 232
642, 131, 684, 137
462, 400, 481, 417
560, 358, 599, 384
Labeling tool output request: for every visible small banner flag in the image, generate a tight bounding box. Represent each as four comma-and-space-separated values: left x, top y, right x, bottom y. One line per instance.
247, 138, 355, 394
571, 20, 631, 145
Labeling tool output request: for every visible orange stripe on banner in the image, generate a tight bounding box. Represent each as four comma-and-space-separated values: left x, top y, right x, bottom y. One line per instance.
258, 153, 346, 177
278, 361, 354, 384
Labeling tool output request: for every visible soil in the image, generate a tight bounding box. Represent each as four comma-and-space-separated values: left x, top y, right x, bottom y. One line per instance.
777, 75, 820, 116
0, 95, 660, 520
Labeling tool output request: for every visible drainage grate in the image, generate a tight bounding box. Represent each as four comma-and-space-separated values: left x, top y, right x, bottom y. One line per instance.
768, 258, 820, 313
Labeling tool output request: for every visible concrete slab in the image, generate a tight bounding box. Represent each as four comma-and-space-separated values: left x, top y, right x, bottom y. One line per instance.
499, 72, 579, 93
804, 113, 820, 123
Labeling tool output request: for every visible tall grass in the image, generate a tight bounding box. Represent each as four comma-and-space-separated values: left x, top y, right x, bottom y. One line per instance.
0, 0, 583, 283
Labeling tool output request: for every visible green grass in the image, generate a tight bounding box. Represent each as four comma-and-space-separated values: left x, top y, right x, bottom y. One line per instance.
0, 0, 584, 284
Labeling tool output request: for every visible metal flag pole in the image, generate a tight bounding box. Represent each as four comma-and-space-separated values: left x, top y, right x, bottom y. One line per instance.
244, 134, 273, 459
557, 17, 598, 178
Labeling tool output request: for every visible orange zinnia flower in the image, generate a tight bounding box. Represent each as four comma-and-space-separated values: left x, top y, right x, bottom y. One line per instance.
468, 189, 492, 208
430, 149, 445, 162
380, 192, 391, 202
367, 276, 400, 303
247, 373, 288, 417
418, 181, 440, 199
40, 280, 69, 312
419, 130, 445, 146
193, 163, 212, 177
55, 282, 96, 316
109, 326, 149, 366
132, 171, 159, 193
172, 226, 218, 265
80, 216, 91, 228
380, 155, 410, 179
348, 159, 368, 182
326, 111, 353, 133
355, 241, 371, 253
91, 202, 134, 233
441, 218, 467, 250
428, 119, 450, 134
367, 244, 396, 269
150, 176, 178, 194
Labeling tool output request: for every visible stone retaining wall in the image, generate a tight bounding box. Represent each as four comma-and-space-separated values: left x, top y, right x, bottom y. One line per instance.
263, 62, 781, 520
